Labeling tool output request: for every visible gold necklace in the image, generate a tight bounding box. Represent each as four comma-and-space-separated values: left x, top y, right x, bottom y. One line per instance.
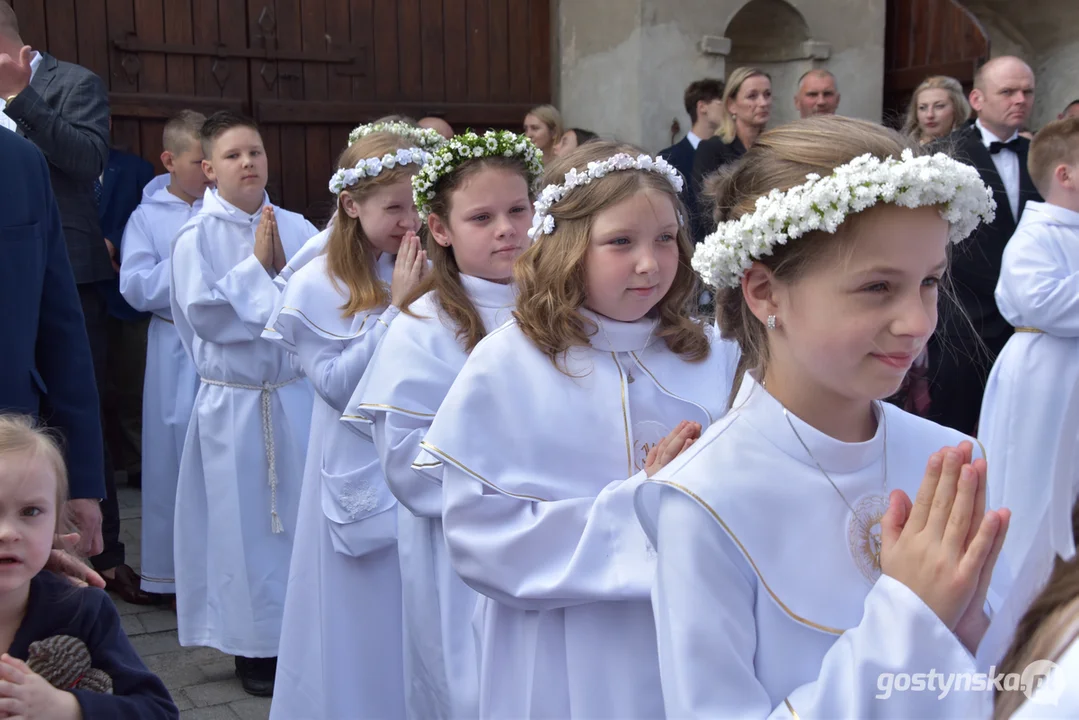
783, 404, 889, 584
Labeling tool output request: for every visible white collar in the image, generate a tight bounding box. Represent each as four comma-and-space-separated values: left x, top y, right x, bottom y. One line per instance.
1024, 200, 1079, 228
205, 187, 270, 223
732, 372, 885, 474
686, 131, 703, 150
582, 309, 661, 353
28, 51, 43, 81
458, 274, 516, 309
975, 118, 1019, 147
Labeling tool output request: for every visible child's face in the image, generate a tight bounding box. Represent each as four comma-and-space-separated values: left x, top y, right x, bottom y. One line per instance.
202, 127, 268, 210
0, 453, 58, 593
430, 167, 532, 281
768, 204, 948, 404
345, 177, 421, 256
165, 141, 213, 200
583, 188, 680, 322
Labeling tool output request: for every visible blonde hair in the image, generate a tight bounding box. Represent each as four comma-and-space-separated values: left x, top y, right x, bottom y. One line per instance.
527, 104, 564, 145
716, 67, 770, 144
0, 414, 69, 532
902, 76, 971, 141
513, 140, 710, 372
400, 156, 534, 352
994, 500, 1079, 719
326, 133, 420, 317
707, 116, 924, 406
1028, 117, 1079, 197
163, 110, 207, 155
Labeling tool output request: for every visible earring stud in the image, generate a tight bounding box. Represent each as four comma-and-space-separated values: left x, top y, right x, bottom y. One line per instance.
767, 315, 777, 331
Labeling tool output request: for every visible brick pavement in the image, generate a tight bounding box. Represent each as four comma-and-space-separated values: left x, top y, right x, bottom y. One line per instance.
113, 484, 272, 720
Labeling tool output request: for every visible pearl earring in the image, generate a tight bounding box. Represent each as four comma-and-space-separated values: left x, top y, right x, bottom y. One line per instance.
767, 315, 777, 331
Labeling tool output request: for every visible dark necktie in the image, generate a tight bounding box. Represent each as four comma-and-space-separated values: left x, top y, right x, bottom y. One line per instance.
93, 177, 103, 208
989, 138, 1021, 155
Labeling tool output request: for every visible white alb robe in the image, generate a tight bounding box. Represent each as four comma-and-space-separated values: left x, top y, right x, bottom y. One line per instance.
170, 188, 316, 657
979, 201, 1079, 581
417, 313, 739, 719
269, 252, 406, 720
345, 276, 517, 720
274, 224, 331, 289
118, 174, 201, 594
635, 373, 990, 718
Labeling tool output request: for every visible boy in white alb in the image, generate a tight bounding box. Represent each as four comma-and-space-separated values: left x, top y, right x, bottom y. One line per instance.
169, 111, 316, 697
119, 110, 212, 598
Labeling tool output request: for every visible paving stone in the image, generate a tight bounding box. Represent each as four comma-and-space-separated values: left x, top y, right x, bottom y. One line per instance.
144, 645, 225, 674
120, 613, 146, 636
171, 690, 196, 712
155, 663, 206, 691
227, 697, 272, 720
140, 609, 179, 633
111, 595, 145, 616
130, 631, 183, 657
199, 658, 238, 684
183, 679, 251, 708
179, 706, 239, 720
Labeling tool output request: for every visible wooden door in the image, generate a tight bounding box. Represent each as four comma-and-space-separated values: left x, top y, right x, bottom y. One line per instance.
5, 0, 552, 222
883, 0, 990, 128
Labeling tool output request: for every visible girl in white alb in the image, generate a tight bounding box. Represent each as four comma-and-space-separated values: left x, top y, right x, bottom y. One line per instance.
343, 130, 542, 720
635, 116, 1012, 718
417, 141, 740, 719
267, 133, 430, 720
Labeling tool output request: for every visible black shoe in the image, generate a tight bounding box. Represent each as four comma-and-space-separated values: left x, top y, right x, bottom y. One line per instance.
234, 656, 276, 697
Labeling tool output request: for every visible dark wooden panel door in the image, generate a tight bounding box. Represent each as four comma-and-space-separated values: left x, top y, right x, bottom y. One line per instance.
883, 0, 990, 127
5, 0, 552, 221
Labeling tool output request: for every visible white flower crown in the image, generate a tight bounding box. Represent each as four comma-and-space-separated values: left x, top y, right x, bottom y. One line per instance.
328, 147, 430, 195
348, 121, 446, 150
528, 153, 684, 240
412, 130, 544, 220
692, 149, 996, 289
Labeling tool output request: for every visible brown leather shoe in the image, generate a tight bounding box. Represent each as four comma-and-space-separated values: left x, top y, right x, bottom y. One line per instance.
104, 564, 161, 606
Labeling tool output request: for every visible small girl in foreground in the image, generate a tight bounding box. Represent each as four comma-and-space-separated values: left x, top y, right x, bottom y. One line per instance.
418, 141, 740, 718
0, 413, 177, 719
636, 115, 1010, 718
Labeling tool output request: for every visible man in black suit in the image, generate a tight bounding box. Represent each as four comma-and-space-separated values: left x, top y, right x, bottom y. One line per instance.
928, 56, 1041, 435
0, 5, 148, 601
0, 129, 105, 543
659, 78, 725, 236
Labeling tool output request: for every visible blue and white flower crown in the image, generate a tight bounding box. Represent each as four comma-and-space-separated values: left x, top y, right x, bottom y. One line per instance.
412, 130, 544, 220
348, 121, 446, 150
328, 147, 430, 195
692, 149, 997, 289
528, 153, 684, 240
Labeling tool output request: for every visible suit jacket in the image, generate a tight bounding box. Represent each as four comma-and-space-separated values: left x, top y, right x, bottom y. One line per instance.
690, 136, 747, 242
659, 136, 699, 239
4, 52, 113, 285
97, 149, 155, 321
942, 122, 1043, 339
0, 130, 106, 500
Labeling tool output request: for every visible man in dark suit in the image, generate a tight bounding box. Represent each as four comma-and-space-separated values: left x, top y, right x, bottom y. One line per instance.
0, 5, 147, 601
0, 129, 105, 543
928, 56, 1040, 435
659, 78, 725, 236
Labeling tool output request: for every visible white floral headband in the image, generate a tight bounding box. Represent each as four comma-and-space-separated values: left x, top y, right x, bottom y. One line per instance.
692, 149, 996, 289
527, 153, 684, 240
328, 147, 430, 195
348, 121, 446, 150
412, 129, 544, 220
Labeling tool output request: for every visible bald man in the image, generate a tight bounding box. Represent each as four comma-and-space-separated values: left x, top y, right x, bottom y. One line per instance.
418, 116, 453, 139
794, 69, 840, 118
926, 56, 1042, 435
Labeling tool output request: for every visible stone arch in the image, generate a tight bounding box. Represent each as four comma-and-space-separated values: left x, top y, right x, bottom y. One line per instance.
722, 0, 830, 127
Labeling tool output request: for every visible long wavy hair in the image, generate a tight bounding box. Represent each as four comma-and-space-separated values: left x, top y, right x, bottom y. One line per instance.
325, 133, 419, 316
902, 76, 971, 142
513, 140, 710, 374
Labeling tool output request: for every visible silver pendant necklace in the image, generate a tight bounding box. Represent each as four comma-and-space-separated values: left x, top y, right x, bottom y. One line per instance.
781, 400, 889, 584
597, 316, 657, 383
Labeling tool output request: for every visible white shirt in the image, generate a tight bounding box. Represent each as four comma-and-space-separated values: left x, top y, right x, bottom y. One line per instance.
0, 51, 44, 133
686, 131, 702, 150
976, 119, 1020, 221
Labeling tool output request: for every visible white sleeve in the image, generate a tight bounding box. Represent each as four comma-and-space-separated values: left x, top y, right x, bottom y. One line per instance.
118, 210, 170, 313
171, 233, 279, 344
290, 306, 400, 412
441, 462, 654, 611
997, 233, 1079, 336
372, 412, 441, 518
652, 488, 981, 718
